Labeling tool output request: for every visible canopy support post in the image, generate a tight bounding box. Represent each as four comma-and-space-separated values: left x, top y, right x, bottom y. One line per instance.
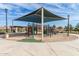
67, 15, 70, 36
41, 8, 44, 41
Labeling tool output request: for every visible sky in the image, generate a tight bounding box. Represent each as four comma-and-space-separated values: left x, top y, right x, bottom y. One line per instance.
0, 3, 79, 27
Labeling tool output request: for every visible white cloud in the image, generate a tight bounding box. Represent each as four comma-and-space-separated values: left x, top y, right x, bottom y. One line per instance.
0, 3, 13, 10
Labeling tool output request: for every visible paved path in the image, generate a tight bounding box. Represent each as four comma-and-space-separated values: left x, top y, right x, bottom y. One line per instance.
0, 34, 79, 56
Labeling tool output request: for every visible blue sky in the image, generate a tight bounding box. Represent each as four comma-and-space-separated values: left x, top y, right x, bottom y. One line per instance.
0, 3, 79, 27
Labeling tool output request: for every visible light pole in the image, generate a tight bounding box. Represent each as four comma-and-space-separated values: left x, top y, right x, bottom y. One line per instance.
5, 9, 8, 33
67, 15, 70, 36
5, 8, 9, 39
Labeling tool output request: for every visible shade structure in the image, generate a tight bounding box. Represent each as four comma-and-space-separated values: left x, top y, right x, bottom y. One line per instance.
15, 7, 66, 23
15, 7, 66, 41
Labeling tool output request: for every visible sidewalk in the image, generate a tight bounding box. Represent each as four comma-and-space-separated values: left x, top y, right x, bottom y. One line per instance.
0, 34, 79, 56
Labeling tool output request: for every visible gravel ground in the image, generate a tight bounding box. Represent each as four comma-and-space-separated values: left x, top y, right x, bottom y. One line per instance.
5, 33, 78, 42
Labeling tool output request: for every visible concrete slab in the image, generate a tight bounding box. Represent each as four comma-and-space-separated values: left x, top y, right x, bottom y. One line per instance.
0, 34, 79, 56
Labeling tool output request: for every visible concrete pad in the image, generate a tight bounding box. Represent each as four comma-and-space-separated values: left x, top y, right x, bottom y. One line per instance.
0, 34, 79, 56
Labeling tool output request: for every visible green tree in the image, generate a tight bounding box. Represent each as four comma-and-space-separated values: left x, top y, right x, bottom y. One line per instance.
52, 25, 56, 29
75, 23, 79, 33
70, 24, 73, 32
64, 24, 73, 32
64, 26, 67, 31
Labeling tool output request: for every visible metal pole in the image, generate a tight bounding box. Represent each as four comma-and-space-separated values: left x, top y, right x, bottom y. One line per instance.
12, 20, 14, 26
11, 20, 14, 32
5, 9, 8, 33
48, 24, 49, 36
32, 23, 34, 39
36, 24, 38, 35
41, 8, 44, 41
67, 15, 70, 36
28, 23, 30, 36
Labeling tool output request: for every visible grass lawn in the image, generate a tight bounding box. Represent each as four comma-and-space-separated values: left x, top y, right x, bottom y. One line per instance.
18, 38, 42, 42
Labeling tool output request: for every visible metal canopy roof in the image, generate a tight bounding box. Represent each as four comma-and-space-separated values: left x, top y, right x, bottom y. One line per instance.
15, 8, 66, 23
